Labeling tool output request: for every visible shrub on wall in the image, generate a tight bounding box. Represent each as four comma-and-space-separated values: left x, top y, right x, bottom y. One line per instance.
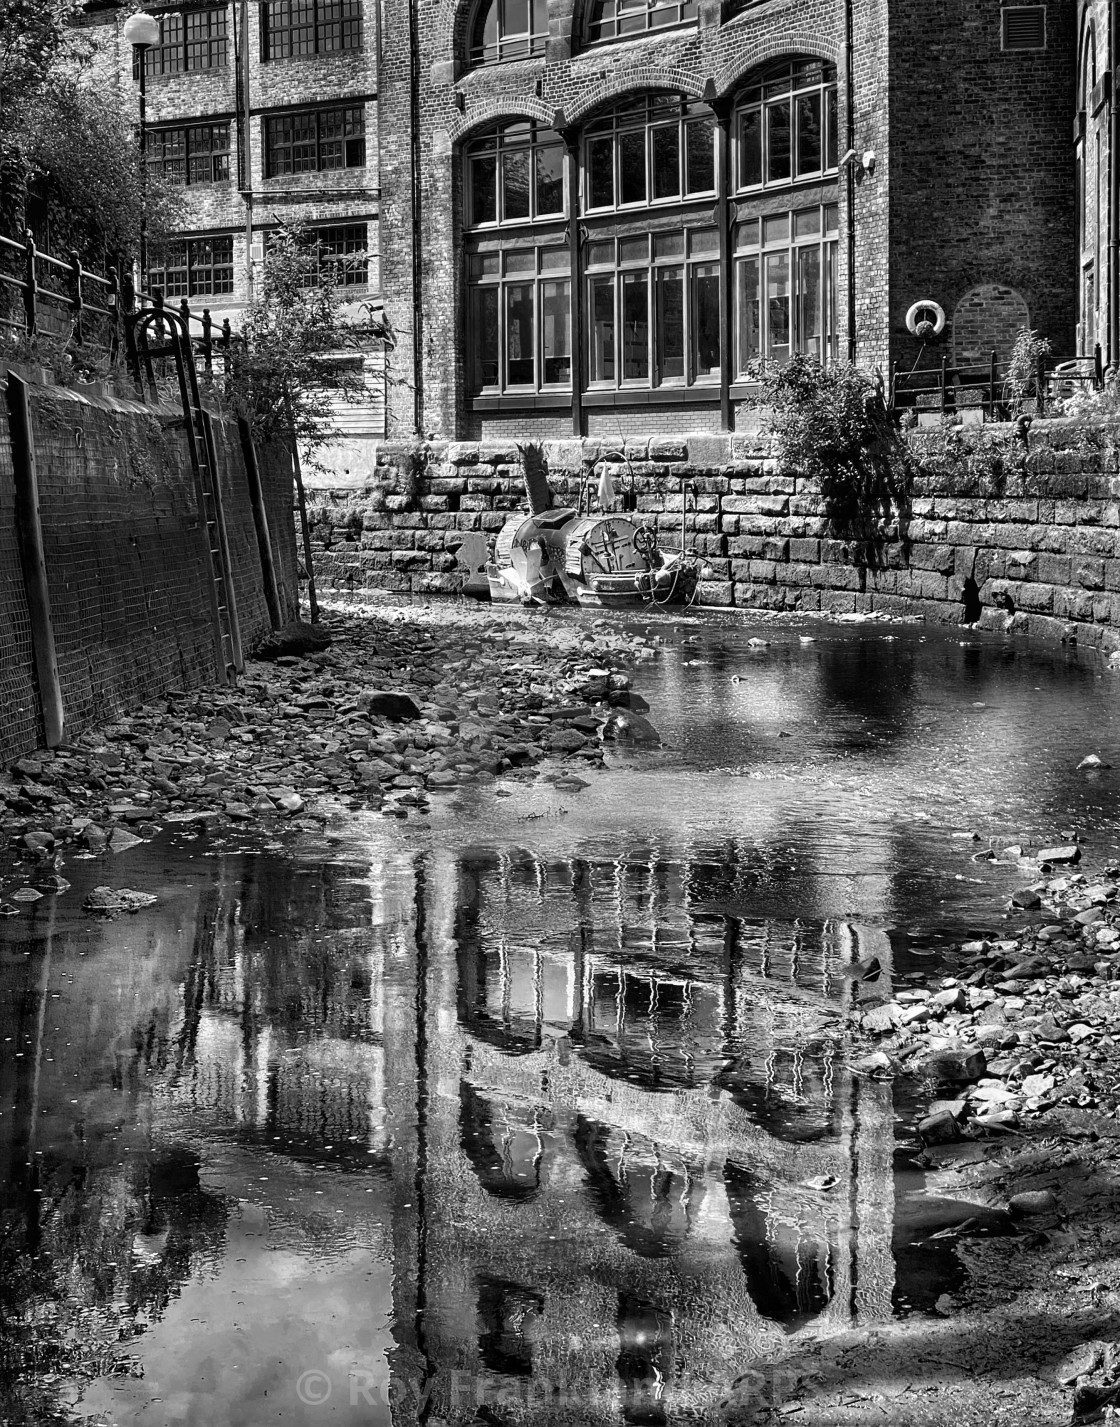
758, 355, 912, 555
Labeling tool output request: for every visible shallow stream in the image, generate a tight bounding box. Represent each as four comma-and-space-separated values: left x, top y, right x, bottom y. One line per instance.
4, 610, 1120, 1425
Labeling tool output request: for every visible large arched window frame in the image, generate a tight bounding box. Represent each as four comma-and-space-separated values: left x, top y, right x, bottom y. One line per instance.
463, 122, 571, 395
732, 60, 840, 375
460, 57, 840, 413
581, 97, 720, 392
468, 0, 548, 65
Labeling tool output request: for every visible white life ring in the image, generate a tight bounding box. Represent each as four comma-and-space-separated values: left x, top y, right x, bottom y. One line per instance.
905, 300, 946, 338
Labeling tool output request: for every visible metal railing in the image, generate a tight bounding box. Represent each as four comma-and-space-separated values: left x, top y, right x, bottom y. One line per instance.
889, 345, 1105, 421
0, 227, 236, 390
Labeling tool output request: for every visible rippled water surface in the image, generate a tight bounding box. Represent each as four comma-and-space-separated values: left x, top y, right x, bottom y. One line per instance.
4, 612, 1120, 1426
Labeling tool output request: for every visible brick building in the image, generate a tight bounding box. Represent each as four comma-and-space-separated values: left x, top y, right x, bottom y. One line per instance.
80, 0, 387, 459
375, 0, 1079, 443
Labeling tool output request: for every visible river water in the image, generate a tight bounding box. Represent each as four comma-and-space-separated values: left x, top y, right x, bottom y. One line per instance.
3, 611, 1120, 1426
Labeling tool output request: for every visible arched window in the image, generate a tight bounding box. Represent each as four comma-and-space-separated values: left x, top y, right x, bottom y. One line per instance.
731, 58, 840, 376
469, 0, 548, 64
464, 122, 570, 395
581, 97, 720, 391
587, 0, 697, 45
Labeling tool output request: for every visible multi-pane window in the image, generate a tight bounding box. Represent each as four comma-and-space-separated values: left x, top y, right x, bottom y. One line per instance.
465, 123, 568, 396
462, 58, 842, 403
265, 106, 366, 176
467, 122, 565, 227
583, 98, 716, 212
469, 247, 572, 391
586, 230, 720, 388
262, 0, 362, 59
308, 224, 370, 286
138, 8, 229, 76
470, 0, 548, 64
587, 0, 697, 43
735, 59, 838, 189
734, 205, 839, 373
147, 236, 235, 298
146, 124, 231, 185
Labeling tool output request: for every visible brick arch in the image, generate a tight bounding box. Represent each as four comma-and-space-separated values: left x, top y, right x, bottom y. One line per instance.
713, 36, 841, 101
436, 0, 469, 69
564, 67, 705, 126
951, 284, 1030, 367
449, 96, 562, 144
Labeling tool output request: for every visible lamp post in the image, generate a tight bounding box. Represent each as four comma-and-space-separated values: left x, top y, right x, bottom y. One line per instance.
123, 11, 160, 282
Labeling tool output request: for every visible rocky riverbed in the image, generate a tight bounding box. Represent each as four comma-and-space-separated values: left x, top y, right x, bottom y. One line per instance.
0, 602, 660, 911
748, 846, 1120, 1427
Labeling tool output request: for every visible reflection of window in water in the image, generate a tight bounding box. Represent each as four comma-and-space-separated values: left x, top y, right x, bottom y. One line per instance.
459, 1081, 550, 1199
476, 1276, 544, 1376
575, 1115, 703, 1258
724, 1161, 833, 1326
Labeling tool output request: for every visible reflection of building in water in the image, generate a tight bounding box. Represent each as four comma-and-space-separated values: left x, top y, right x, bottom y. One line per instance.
388, 843, 897, 1425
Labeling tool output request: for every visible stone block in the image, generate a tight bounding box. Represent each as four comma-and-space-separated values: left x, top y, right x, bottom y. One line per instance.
649, 437, 688, 461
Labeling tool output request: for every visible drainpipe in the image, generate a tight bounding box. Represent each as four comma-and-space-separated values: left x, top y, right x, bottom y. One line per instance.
237, 0, 254, 300
408, 0, 425, 434
844, 0, 856, 364
1110, 4, 1118, 370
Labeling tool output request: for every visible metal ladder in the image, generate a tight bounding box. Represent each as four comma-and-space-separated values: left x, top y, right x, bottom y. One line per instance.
130, 305, 243, 685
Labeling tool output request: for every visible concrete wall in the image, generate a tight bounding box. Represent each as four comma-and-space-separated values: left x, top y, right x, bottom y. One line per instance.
0, 374, 298, 765
306, 419, 1120, 652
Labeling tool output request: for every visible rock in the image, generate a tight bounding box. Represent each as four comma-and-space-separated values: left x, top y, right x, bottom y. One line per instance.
549, 729, 588, 752
1003, 956, 1051, 980
364, 691, 422, 722
1079, 754, 1111, 770
12, 757, 43, 780
82, 886, 158, 915
81, 824, 107, 850
276, 791, 305, 814
1037, 844, 1081, 865
426, 771, 458, 788
1008, 1188, 1059, 1216
1011, 887, 1042, 909
919, 1045, 987, 1082
1021, 1072, 1056, 1098
919, 1108, 964, 1145
931, 986, 967, 1011
252, 620, 332, 659
861, 1002, 903, 1035
108, 827, 144, 853
10, 886, 42, 902
601, 711, 661, 744
21, 831, 55, 852
1055, 1340, 1107, 1385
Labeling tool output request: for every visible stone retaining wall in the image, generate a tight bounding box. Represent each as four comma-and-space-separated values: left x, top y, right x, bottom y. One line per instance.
306, 420, 1120, 652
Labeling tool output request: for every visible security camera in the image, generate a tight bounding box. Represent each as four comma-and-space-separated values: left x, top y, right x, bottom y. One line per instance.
840, 147, 858, 166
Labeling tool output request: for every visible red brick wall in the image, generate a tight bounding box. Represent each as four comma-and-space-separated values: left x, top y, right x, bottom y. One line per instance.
0, 377, 299, 763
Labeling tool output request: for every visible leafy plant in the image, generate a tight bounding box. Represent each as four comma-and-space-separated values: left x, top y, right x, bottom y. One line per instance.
756, 355, 911, 548
229, 222, 395, 469
1004, 327, 1052, 407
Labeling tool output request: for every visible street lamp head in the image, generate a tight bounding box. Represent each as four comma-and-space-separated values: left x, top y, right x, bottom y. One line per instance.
123, 12, 161, 46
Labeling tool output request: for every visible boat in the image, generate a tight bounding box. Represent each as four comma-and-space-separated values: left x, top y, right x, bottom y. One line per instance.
466, 455, 701, 607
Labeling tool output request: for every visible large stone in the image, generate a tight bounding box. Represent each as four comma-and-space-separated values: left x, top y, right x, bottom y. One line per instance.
364, 691, 422, 722
251, 620, 332, 659
918, 1045, 987, 1082
918, 1108, 964, 1145
1037, 844, 1081, 865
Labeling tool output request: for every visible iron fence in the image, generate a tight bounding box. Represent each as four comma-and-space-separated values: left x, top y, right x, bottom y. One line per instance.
889, 345, 1105, 421
0, 227, 235, 391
